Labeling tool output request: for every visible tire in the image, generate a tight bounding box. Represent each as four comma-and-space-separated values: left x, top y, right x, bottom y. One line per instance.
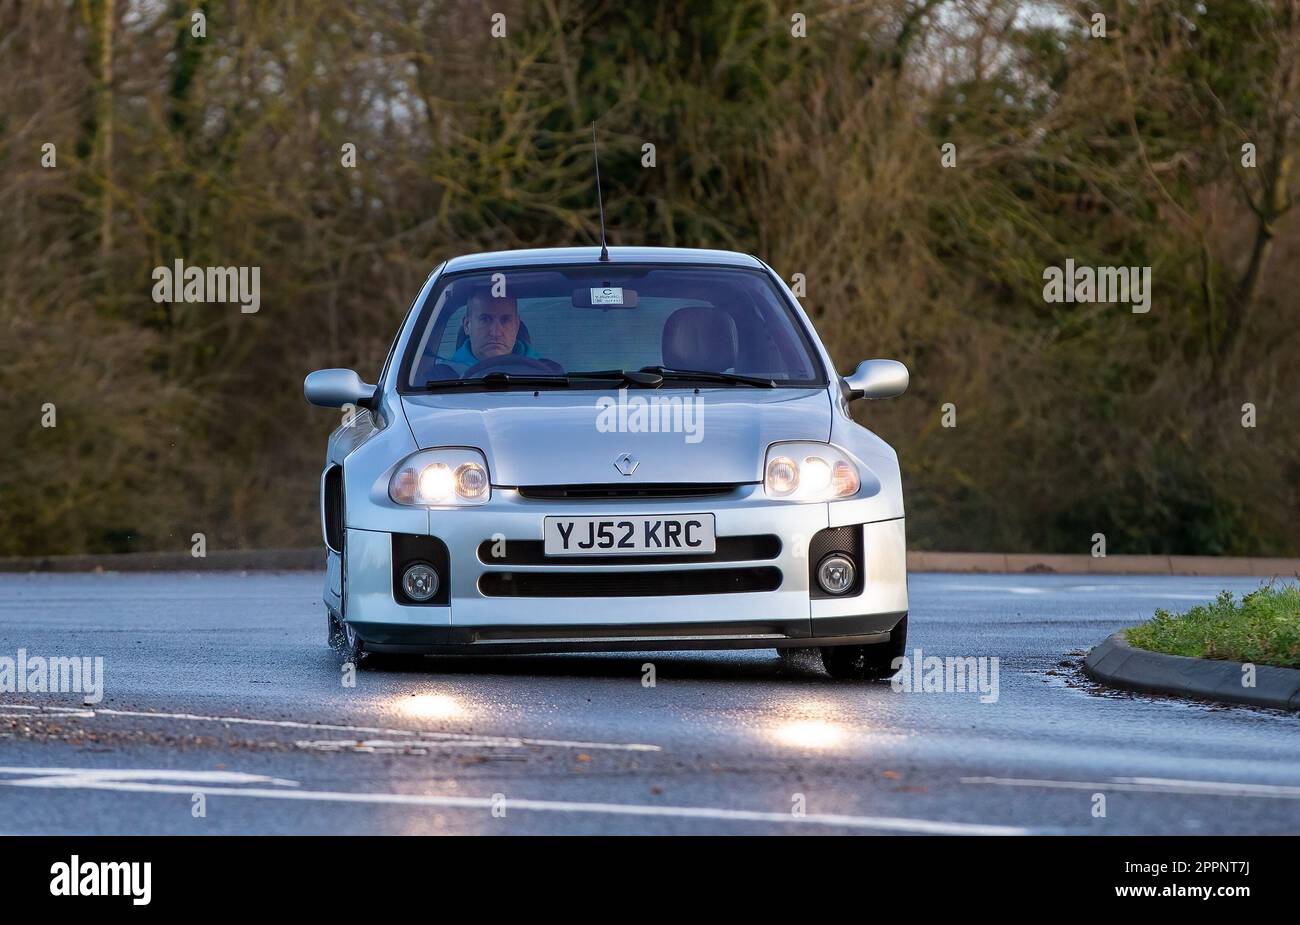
820, 616, 908, 681
342, 621, 385, 670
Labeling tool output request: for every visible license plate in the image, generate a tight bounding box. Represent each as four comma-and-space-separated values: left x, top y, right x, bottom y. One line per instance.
543, 514, 716, 556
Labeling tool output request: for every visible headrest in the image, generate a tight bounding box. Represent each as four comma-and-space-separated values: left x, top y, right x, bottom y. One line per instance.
661, 306, 737, 371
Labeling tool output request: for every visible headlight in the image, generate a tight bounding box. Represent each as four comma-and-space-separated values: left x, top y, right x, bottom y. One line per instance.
764, 442, 861, 501
390, 448, 491, 506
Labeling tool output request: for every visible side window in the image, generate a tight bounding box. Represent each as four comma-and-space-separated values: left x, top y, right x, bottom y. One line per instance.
408, 288, 457, 386
384, 265, 442, 388
436, 306, 467, 360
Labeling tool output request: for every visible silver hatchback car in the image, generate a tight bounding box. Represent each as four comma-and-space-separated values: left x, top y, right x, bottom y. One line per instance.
304, 246, 910, 679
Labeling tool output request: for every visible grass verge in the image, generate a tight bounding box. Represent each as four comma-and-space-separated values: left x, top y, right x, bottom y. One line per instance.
1125, 583, 1300, 669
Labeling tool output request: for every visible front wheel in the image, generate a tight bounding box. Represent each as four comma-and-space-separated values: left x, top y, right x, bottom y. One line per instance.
820, 616, 908, 681
342, 621, 387, 670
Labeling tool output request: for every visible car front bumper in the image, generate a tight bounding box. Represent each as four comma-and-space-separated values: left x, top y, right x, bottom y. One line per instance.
339, 484, 908, 654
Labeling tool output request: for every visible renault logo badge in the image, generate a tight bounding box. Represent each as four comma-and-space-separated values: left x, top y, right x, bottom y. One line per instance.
614, 453, 639, 476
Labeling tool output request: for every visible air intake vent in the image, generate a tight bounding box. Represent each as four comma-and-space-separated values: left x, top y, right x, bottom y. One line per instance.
323, 466, 344, 552
478, 567, 782, 598
515, 483, 741, 501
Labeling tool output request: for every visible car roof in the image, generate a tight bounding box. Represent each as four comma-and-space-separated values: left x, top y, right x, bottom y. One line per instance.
441, 246, 765, 273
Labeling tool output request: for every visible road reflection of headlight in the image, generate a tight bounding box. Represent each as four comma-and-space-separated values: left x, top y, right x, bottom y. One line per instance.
770, 719, 846, 749
398, 693, 465, 720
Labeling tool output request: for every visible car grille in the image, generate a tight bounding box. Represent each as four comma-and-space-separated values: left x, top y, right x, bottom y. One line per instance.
477, 534, 781, 566
514, 482, 742, 501
478, 566, 782, 598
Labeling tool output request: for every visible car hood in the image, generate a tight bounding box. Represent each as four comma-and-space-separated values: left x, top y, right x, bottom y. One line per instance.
400, 388, 832, 485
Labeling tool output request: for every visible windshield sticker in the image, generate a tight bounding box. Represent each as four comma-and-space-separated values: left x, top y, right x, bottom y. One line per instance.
590, 287, 624, 305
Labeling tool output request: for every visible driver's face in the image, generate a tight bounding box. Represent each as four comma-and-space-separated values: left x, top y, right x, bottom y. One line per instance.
464, 295, 520, 359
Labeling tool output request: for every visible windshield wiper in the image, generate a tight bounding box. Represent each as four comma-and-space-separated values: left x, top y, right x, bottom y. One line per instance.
638, 366, 777, 388
423, 372, 571, 390
423, 368, 776, 391
567, 369, 665, 386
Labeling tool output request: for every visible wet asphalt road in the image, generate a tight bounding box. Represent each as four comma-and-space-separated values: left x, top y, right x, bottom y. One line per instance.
0, 570, 1296, 835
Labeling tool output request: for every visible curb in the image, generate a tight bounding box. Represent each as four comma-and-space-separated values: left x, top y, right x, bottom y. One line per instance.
0, 548, 322, 573
906, 551, 1300, 577
1083, 630, 1300, 712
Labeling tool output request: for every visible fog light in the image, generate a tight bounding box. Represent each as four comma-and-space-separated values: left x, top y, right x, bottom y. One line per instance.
402, 563, 440, 601
817, 554, 855, 595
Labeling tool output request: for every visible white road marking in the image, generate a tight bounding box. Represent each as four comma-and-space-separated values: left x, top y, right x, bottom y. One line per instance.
0, 766, 1030, 835
0, 705, 95, 718
0, 703, 658, 753
1114, 593, 1231, 601
962, 775, 1300, 799
294, 738, 518, 754
0, 767, 298, 788
937, 584, 1219, 601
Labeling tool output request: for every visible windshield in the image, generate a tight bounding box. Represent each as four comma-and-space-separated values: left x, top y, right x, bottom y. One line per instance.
399, 265, 826, 390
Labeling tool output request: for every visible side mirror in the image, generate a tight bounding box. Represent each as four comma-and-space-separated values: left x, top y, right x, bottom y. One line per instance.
304, 368, 377, 409
844, 359, 909, 400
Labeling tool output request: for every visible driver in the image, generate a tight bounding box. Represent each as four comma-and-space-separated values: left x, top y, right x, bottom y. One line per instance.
445, 291, 543, 376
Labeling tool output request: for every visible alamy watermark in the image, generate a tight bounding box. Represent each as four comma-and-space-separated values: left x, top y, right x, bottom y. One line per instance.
0, 649, 105, 703
50, 855, 150, 905
890, 647, 1000, 703
596, 388, 705, 444
152, 259, 261, 313
1042, 259, 1151, 313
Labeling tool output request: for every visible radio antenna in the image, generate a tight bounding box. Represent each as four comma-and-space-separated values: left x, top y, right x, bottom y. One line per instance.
591, 122, 610, 261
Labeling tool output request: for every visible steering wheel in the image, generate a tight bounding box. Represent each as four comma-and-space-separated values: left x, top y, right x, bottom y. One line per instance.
463, 354, 562, 378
